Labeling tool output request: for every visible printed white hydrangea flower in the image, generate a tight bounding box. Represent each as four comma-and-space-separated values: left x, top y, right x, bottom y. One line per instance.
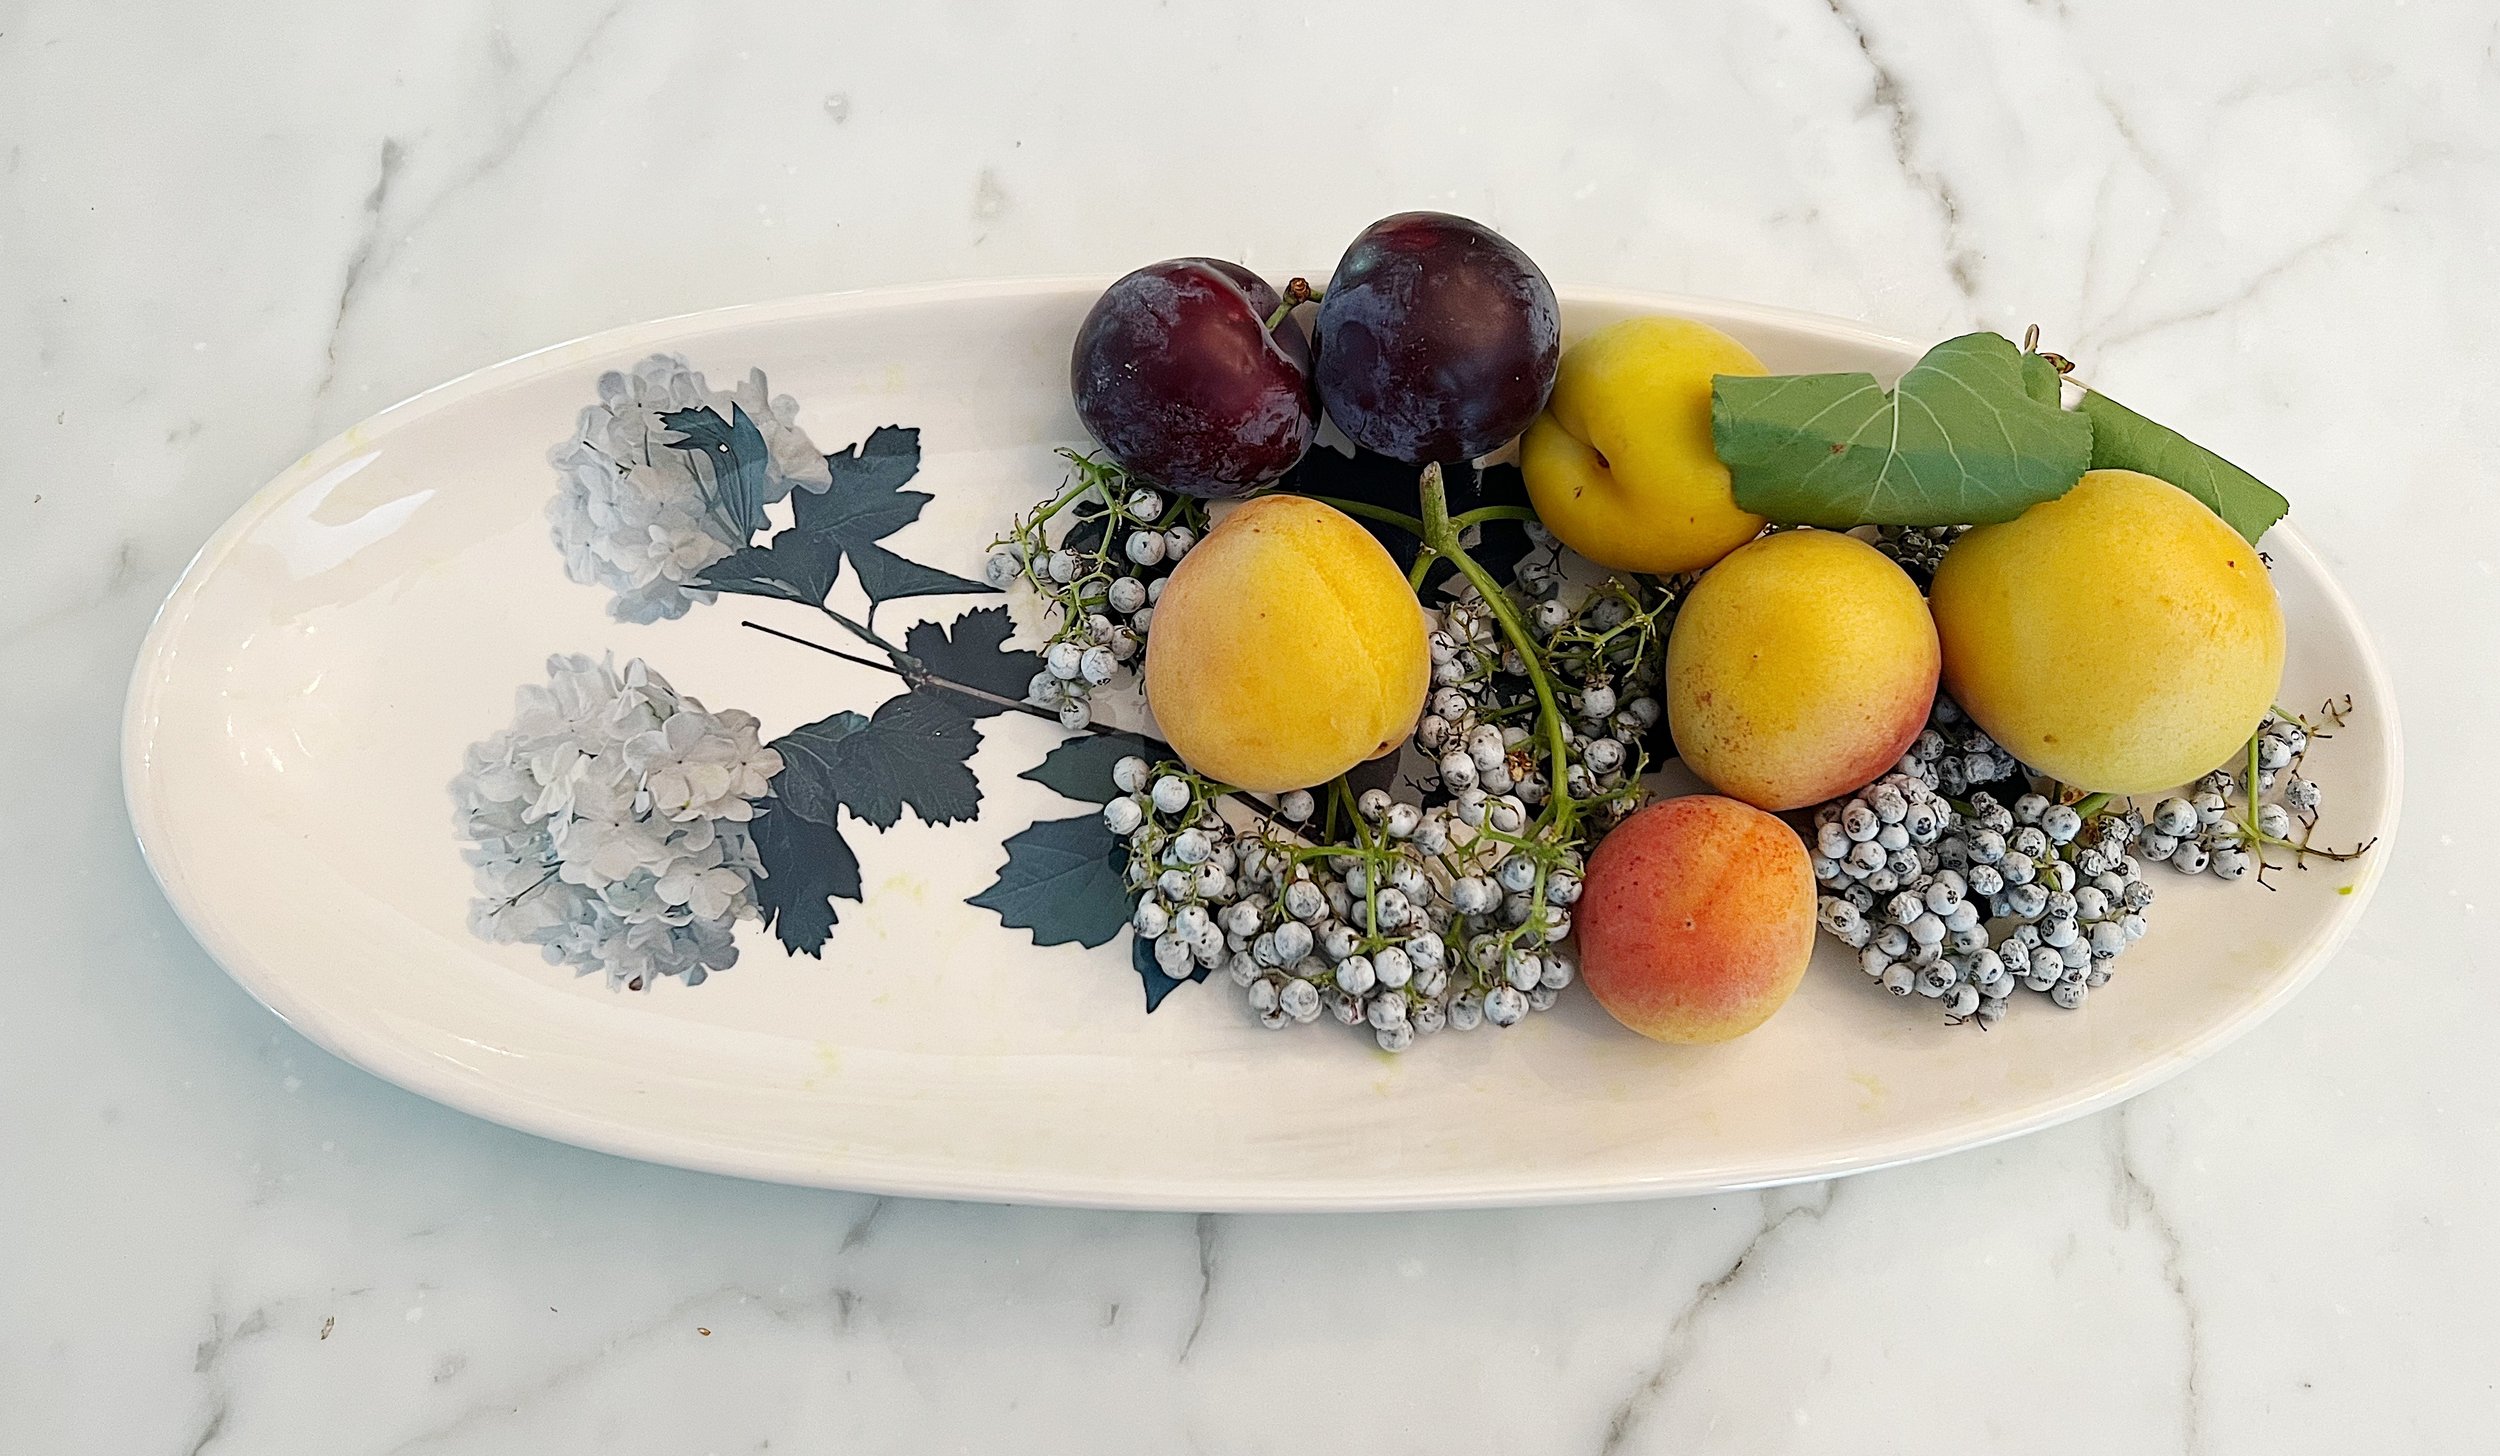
453, 654, 784, 990
547, 354, 834, 623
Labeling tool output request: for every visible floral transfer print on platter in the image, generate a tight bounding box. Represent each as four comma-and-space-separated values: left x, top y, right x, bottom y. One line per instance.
453, 356, 1157, 1001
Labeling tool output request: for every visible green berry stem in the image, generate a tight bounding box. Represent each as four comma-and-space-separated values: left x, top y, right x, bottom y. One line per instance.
2243, 728, 2266, 851
1301, 495, 1426, 535
1449, 504, 1541, 531
1417, 462, 1576, 837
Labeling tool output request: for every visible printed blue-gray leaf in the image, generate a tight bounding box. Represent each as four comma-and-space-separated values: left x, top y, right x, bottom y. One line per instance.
764, 710, 868, 824
773, 691, 982, 833
904, 606, 1047, 717
1020, 731, 1167, 803
787, 425, 993, 605
793, 427, 929, 543
969, 813, 1134, 950
661, 403, 775, 542
750, 804, 861, 956
691, 533, 843, 606
1132, 928, 1208, 1013
824, 424, 923, 499
844, 538, 993, 606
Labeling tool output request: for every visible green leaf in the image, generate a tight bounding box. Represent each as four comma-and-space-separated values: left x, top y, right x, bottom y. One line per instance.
1020, 731, 1166, 803
661, 404, 775, 541
968, 813, 1134, 949
692, 534, 843, 606
750, 804, 861, 956
773, 692, 982, 832
2020, 350, 2063, 406
2077, 389, 2289, 545
1713, 332, 2094, 527
903, 606, 1048, 718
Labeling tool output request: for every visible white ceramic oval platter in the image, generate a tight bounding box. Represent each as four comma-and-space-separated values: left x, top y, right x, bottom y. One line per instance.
123, 281, 2399, 1211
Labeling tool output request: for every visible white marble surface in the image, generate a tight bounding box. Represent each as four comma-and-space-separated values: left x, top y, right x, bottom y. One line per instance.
4, 0, 2494, 1449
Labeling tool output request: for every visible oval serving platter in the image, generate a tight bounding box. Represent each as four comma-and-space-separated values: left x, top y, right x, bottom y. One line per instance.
123, 281, 2399, 1211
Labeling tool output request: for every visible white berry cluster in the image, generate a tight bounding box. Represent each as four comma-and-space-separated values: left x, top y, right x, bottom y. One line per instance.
987, 454, 1209, 730
1104, 755, 1583, 1051
452, 654, 783, 990
1421, 569, 1666, 832
1868, 524, 1965, 587
547, 354, 832, 623
1812, 770, 2156, 1022
1892, 694, 2025, 797
2140, 712, 2326, 880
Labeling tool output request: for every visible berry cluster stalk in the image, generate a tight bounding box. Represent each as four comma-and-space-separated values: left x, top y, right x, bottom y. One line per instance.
1416, 463, 1577, 839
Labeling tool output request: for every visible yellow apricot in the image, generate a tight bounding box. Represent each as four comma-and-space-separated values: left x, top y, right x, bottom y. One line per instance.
1929, 469, 2284, 794
1143, 495, 1429, 793
1666, 530, 1939, 811
1520, 316, 1768, 575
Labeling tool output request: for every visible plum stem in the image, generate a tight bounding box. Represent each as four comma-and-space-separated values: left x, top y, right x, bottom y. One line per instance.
1262, 277, 1318, 331
1418, 462, 1576, 837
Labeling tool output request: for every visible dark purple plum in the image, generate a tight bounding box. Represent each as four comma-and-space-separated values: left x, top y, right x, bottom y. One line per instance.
1312, 212, 1560, 465
1069, 258, 1316, 498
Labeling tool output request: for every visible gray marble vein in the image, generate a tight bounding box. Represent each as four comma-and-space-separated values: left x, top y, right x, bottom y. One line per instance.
1598, 1183, 1840, 1455
1819, 0, 1979, 296
2115, 1108, 2206, 1455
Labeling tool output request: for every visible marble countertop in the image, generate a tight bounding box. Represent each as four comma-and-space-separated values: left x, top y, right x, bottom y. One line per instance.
7, 1, 2494, 1449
